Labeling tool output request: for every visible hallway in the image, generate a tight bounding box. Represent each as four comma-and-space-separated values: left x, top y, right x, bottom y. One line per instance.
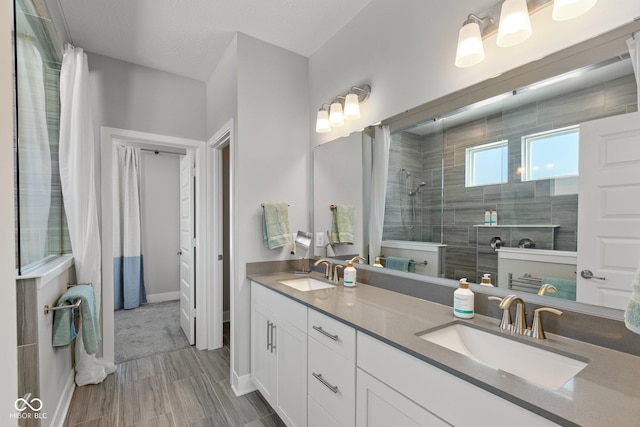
64, 324, 282, 426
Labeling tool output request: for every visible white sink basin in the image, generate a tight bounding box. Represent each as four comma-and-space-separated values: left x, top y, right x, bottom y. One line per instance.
417, 323, 588, 390
279, 278, 335, 292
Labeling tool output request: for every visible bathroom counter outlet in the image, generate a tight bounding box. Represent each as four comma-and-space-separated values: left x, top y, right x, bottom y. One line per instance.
248, 271, 640, 427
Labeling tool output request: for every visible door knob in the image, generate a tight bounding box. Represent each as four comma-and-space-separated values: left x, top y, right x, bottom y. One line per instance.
580, 270, 606, 280
177, 251, 182, 255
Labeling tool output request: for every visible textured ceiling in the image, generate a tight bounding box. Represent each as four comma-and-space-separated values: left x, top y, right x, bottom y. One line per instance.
54, 0, 375, 81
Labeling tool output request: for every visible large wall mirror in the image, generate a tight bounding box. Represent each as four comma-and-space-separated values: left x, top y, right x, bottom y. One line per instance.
312, 22, 640, 314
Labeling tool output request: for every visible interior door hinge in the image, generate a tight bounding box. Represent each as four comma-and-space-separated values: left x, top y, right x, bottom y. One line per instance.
191, 308, 197, 318
191, 166, 196, 177
191, 237, 197, 247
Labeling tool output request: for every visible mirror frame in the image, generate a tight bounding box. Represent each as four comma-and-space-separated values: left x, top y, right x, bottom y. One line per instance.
314, 20, 640, 320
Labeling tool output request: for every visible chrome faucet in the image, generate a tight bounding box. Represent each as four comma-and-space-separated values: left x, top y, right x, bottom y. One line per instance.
349, 256, 367, 264
491, 294, 526, 334
333, 264, 344, 284
488, 296, 512, 330
314, 258, 333, 280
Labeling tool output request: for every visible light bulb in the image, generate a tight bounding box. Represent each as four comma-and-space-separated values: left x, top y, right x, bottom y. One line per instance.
496, 0, 532, 48
315, 109, 331, 133
455, 21, 485, 68
329, 102, 344, 127
343, 93, 361, 120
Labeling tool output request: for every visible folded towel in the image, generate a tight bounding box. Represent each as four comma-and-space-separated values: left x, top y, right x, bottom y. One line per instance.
385, 256, 411, 272
330, 205, 355, 244
541, 276, 577, 301
52, 284, 101, 354
262, 203, 291, 249
625, 269, 640, 335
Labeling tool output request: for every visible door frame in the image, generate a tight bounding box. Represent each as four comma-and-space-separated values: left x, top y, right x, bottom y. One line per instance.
100, 126, 207, 363
206, 119, 234, 359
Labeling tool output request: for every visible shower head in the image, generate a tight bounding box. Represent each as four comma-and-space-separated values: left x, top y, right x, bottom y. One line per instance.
409, 182, 427, 196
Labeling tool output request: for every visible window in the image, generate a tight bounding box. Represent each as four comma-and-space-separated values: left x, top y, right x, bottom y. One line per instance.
521, 126, 579, 181
465, 141, 508, 187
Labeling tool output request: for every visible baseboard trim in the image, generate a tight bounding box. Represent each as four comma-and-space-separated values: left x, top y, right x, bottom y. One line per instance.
231, 371, 256, 397
146, 291, 180, 303
50, 369, 75, 427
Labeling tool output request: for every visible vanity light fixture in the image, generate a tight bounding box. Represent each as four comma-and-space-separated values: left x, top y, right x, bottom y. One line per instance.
315, 84, 371, 133
552, 0, 598, 21
455, 0, 599, 68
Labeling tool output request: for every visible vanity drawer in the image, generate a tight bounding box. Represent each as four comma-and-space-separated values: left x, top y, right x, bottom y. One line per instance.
308, 337, 355, 427
251, 281, 307, 331
308, 395, 341, 427
308, 308, 356, 361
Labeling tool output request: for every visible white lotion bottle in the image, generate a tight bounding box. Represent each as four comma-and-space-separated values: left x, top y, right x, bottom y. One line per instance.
343, 261, 357, 287
481, 273, 493, 287
454, 278, 474, 319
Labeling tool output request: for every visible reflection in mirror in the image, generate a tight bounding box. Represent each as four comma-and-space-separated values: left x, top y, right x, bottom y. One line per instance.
374, 54, 637, 308
312, 133, 364, 259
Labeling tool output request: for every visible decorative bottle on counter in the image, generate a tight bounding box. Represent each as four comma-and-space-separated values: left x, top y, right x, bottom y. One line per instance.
484, 209, 491, 225
344, 262, 357, 287
373, 257, 384, 268
490, 209, 498, 226
480, 273, 493, 287
454, 278, 474, 319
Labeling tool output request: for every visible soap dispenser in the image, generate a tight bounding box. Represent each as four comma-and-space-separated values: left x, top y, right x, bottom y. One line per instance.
454, 278, 474, 319
343, 262, 357, 287
373, 257, 384, 268
480, 273, 494, 287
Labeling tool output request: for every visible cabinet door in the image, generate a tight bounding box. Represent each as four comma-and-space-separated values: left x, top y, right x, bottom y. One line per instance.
275, 319, 308, 427
251, 303, 275, 401
356, 369, 451, 427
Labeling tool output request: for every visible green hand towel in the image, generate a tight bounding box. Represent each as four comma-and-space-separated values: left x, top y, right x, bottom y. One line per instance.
625, 270, 640, 335
52, 284, 101, 354
385, 256, 411, 272
262, 202, 291, 249
330, 205, 355, 244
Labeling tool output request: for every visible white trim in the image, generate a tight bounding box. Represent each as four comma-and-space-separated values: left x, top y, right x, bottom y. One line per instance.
381, 240, 446, 252
101, 126, 206, 363
50, 369, 75, 427
232, 371, 257, 397
497, 248, 577, 264
145, 291, 180, 303
206, 119, 234, 356
16, 254, 74, 289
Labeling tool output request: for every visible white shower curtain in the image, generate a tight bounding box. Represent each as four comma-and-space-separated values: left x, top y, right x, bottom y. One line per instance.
60, 44, 115, 385
113, 146, 147, 310
369, 125, 391, 264
17, 36, 51, 266
627, 35, 640, 107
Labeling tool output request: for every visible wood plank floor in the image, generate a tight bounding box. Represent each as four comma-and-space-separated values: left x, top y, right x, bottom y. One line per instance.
64, 323, 284, 427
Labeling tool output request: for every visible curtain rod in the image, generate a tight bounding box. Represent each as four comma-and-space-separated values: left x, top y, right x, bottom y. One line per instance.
140, 148, 184, 156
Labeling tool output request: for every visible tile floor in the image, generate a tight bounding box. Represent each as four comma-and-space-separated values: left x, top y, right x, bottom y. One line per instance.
64, 323, 284, 427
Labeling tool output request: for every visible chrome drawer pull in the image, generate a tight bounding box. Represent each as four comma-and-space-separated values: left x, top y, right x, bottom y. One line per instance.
266, 321, 271, 351
312, 372, 339, 394
312, 325, 339, 341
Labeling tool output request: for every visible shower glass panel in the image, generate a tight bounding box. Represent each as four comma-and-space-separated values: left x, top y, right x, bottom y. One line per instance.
14, 0, 70, 274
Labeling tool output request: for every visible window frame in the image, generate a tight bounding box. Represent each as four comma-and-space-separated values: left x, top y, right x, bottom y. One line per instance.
465, 140, 509, 188
521, 125, 579, 182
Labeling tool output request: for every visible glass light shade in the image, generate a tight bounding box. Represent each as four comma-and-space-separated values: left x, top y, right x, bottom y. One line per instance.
343, 93, 361, 120
496, 0, 532, 48
315, 109, 331, 133
329, 102, 344, 126
552, 0, 598, 21
455, 22, 485, 68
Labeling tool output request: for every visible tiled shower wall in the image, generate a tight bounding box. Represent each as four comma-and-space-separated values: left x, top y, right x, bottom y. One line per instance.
383, 73, 637, 283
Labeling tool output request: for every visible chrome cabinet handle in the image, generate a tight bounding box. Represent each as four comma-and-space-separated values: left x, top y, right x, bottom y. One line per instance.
266, 321, 271, 351
312, 325, 339, 341
581, 270, 606, 280
312, 372, 339, 394
270, 323, 276, 353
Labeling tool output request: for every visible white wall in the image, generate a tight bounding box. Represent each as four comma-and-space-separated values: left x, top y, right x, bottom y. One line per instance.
309, 0, 640, 146
206, 33, 311, 391
140, 152, 181, 300
0, 0, 18, 424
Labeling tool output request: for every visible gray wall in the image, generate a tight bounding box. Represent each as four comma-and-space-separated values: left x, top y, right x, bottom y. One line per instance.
383, 73, 638, 283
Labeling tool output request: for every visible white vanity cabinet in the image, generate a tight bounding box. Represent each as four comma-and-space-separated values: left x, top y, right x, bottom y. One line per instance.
251, 282, 308, 427
356, 333, 560, 427
307, 309, 356, 427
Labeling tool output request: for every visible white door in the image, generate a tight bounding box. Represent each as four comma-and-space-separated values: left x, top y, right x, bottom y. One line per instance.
577, 112, 640, 309
179, 152, 196, 344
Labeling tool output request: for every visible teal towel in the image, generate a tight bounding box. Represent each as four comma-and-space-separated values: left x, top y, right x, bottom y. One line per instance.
541, 276, 577, 301
625, 270, 640, 335
330, 205, 355, 244
385, 256, 411, 272
52, 284, 101, 354
262, 203, 291, 249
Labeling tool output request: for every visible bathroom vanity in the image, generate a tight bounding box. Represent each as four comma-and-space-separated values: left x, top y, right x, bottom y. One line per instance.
249, 271, 640, 427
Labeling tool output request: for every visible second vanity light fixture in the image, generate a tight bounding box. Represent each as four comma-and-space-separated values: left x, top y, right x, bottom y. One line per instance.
455, 0, 598, 68
316, 84, 371, 133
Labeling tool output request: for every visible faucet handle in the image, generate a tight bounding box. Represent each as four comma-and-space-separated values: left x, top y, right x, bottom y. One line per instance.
528, 307, 562, 339
488, 296, 512, 330
538, 284, 557, 296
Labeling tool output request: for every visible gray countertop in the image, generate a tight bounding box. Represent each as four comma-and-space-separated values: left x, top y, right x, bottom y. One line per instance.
248, 271, 640, 427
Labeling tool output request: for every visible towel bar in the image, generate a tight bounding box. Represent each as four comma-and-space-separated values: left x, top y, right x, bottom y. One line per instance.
261, 203, 289, 207
378, 256, 428, 265
44, 298, 81, 315
330, 204, 337, 209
